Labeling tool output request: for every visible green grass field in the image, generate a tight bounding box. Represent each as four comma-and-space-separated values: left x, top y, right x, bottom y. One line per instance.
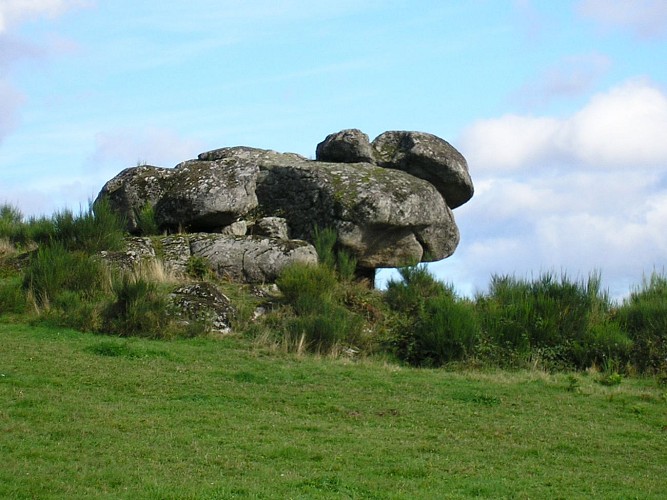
1, 322, 665, 499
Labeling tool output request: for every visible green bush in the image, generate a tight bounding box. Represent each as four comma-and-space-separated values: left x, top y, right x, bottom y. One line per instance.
313, 226, 337, 269
102, 274, 206, 338
312, 226, 358, 281
276, 263, 338, 315
615, 272, 667, 374
0, 204, 28, 246
385, 265, 480, 367
50, 199, 126, 254
285, 301, 363, 352
23, 243, 109, 308
136, 203, 160, 236
0, 275, 27, 316
275, 262, 365, 352
474, 272, 627, 370
103, 276, 172, 338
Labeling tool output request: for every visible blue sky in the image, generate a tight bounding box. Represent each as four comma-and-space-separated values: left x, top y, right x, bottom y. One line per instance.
1, 0, 666, 299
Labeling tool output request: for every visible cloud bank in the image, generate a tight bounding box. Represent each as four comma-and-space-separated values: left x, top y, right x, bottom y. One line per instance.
462, 79, 667, 172
454, 79, 667, 299
0, 0, 88, 33
577, 0, 667, 39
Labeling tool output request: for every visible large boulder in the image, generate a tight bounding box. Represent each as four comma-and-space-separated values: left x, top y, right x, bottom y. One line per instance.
315, 129, 373, 163
96, 165, 173, 234
96, 129, 473, 283
154, 158, 259, 232
253, 152, 459, 268
371, 131, 473, 209
189, 233, 318, 283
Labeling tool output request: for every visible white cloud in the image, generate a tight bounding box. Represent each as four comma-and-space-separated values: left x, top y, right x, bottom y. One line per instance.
89, 127, 205, 169
461, 79, 667, 172
0, 79, 24, 143
448, 78, 667, 300
576, 0, 667, 39
514, 53, 611, 108
0, 0, 89, 33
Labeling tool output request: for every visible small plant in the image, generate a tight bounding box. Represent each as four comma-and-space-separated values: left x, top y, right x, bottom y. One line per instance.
597, 372, 623, 386
312, 226, 358, 281
23, 242, 109, 308
103, 275, 171, 338
615, 272, 667, 374
274, 262, 366, 353
566, 375, 581, 392
186, 256, 212, 280
312, 226, 337, 269
136, 203, 160, 236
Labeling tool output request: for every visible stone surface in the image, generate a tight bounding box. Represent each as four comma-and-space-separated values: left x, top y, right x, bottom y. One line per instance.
371, 131, 473, 209
315, 129, 373, 163
250, 217, 289, 239
96, 165, 173, 234
254, 152, 457, 268
170, 281, 236, 333
220, 221, 248, 236
99, 236, 156, 271
154, 159, 258, 232
96, 129, 473, 281
189, 233, 318, 283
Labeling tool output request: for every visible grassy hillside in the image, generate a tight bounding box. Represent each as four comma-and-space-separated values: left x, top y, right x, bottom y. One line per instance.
1, 322, 666, 499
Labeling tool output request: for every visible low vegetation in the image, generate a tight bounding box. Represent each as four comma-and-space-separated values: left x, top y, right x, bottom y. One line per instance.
1, 200, 666, 376
0, 323, 665, 498
1, 201, 666, 497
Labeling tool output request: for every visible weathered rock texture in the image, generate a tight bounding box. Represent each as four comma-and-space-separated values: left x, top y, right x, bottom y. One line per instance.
96, 129, 473, 283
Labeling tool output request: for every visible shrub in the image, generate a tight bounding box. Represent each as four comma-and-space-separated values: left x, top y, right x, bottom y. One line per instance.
615, 272, 667, 374
102, 273, 206, 338
313, 226, 337, 269
23, 242, 109, 308
137, 203, 160, 236
57, 199, 126, 253
0, 275, 27, 316
0, 204, 28, 246
186, 256, 212, 280
385, 264, 480, 367
312, 226, 358, 281
274, 262, 366, 353
285, 301, 363, 353
475, 271, 625, 370
276, 263, 338, 315
103, 275, 172, 338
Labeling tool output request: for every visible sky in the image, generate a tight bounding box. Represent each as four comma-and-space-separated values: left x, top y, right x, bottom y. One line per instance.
1, 0, 666, 300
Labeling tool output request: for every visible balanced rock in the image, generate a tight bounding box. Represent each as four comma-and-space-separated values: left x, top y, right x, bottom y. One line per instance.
254, 151, 458, 268
315, 129, 373, 164
371, 131, 473, 209
95, 128, 473, 283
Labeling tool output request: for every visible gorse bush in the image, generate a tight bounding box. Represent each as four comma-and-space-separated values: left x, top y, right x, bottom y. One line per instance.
104, 274, 181, 338
312, 226, 357, 281
137, 203, 160, 236
0, 204, 27, 246
23, 242, 110, 308
50, 199, 126, 253
615, 272, 667, 374
474, 272, 632, 370
385, 265, 480, 367
275, 262, 364, 353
